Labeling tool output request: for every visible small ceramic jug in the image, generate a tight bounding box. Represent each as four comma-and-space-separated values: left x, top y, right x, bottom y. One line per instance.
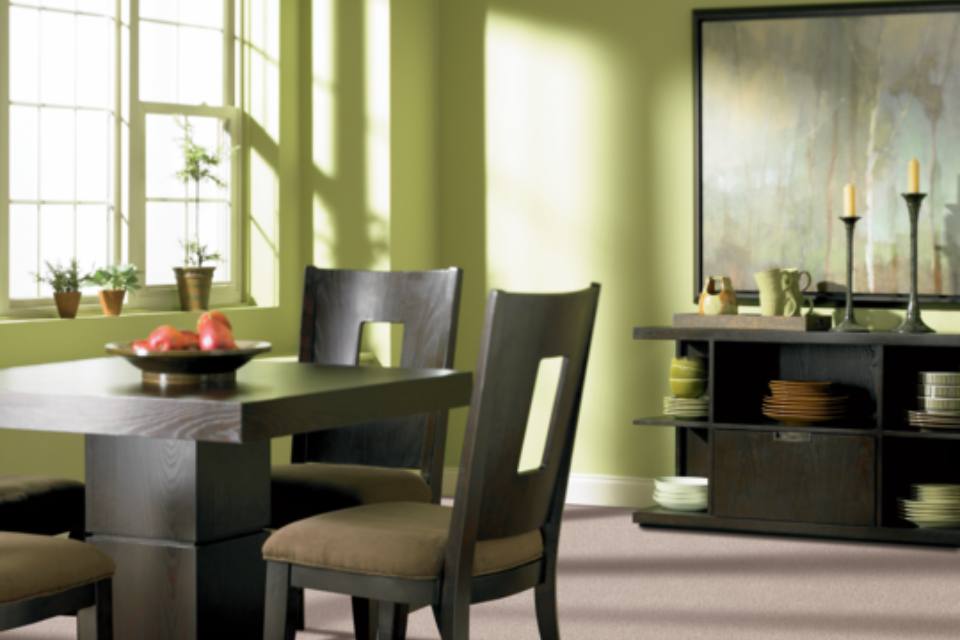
754, 268, 784, 316
698, 276, 738, 315
781, 269, 813, 317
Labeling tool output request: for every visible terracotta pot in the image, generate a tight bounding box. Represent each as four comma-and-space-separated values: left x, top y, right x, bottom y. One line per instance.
98, 289, 126, 316
174, 266, 216, 311
53, 291, 81, 319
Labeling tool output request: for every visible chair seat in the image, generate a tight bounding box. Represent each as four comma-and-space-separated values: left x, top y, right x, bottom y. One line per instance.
0, 532, 114, 604
0, 476, 84, 535
263, 502, 543, 580
270, 463, 432, 528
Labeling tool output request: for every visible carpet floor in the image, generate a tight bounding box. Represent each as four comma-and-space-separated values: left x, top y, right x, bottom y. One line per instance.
5, 505, 960, 639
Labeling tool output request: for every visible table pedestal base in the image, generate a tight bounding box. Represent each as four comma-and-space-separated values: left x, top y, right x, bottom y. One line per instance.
84, 436, 271, 640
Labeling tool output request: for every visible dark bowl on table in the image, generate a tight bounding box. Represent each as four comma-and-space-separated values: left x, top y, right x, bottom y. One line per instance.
105, 340, 272, 388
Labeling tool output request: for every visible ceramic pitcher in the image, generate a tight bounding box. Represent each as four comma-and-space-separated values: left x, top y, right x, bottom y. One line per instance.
698, 276, 738, 315
781, 269, 813, 317
754, 268, 784, 316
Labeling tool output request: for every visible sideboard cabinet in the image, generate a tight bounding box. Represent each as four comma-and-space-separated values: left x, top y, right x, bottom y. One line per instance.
633, 327, 960, 546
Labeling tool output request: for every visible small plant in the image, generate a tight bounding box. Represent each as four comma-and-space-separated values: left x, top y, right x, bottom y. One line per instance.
36, 259, 85, 294
86, 264, 142, 292
181, 240, 221, 268
176, 117, 225, 267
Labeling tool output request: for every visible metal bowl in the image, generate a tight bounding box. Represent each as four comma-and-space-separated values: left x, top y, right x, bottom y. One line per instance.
105, 340, 272, 388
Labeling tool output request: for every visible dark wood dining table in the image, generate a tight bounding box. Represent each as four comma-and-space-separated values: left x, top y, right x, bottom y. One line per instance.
0, 357, 472, 640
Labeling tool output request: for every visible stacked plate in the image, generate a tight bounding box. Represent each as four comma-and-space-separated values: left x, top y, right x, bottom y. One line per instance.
762, 380, 849, 425
663, 395, 708, 418
653, 476, 708, 512
899, 484, 960, 529
911, 372, 960, 430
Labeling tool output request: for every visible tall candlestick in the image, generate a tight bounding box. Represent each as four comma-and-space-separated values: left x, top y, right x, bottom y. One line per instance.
844, 183, 857, 217
896, 192, 934, 334
908, 158, 921, 193
833, 216, 868, 332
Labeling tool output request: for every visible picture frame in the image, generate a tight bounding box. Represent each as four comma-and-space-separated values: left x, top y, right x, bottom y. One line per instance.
694, 2, 960, 307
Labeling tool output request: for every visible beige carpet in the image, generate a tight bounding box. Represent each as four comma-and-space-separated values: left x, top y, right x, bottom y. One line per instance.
5, 506, 960, 639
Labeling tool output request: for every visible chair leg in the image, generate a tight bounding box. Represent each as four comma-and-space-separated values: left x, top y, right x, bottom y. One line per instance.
352, 596, 377, 640
534, 575, 560, 640
264, 562, 298, 640
77, 579, 113, 640
438, 598, 469, 640
376, 601, 409, 640
293, 587, 306, 631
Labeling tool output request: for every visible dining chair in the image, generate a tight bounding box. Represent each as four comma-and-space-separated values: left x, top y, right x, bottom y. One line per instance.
0, 475, 85, 538
0, 531, 114, 638
262, 283, 600, 640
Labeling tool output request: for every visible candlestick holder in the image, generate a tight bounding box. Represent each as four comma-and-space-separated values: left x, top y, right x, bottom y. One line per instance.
833, 216, 868, 332
896, 193, 934, 334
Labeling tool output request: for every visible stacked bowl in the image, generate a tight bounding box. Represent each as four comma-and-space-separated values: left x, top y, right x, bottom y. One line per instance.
912, 372, 960, 429
899, 484, 960, 528
653, 476, 708, 512
666, 356, 708, 418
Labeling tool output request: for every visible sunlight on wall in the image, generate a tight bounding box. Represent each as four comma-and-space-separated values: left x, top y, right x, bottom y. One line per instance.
313, 0, 337, 177
249, 148, 279, 306
366, 0, 391, 273
485, 13, 614, 292
244, 0, 280, 142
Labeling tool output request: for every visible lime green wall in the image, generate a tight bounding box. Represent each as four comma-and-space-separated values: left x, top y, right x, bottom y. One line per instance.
436, 0, 937, 479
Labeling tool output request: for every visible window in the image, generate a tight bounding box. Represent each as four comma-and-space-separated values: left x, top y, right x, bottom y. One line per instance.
0, 0, 241, 313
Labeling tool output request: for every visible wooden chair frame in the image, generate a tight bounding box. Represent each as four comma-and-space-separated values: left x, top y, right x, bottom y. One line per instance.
0, 578, 112, 639
265, 284, 600, 640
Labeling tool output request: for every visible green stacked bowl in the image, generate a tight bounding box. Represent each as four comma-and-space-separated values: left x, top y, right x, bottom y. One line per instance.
670, 356, 707, 399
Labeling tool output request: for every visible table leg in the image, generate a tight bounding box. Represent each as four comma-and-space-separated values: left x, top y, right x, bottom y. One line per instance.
84, 436, 270, 640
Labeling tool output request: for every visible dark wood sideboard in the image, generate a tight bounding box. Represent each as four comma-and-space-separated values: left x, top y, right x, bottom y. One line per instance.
633, 326, 960, 547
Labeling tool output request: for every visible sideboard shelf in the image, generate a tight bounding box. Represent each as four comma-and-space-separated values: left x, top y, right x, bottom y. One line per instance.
633, 325, 960, 546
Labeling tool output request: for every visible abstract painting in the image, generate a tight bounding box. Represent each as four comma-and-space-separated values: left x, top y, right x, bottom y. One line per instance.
696, 4, 960, 303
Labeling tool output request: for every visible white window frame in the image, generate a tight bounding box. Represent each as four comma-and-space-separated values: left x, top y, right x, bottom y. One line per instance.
0, 0, 245, 315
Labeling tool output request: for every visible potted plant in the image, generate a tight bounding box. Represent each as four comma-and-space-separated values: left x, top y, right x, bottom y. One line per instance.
86, 264, 141, 317
174, 118, 224, 311
36, 259, 85, 319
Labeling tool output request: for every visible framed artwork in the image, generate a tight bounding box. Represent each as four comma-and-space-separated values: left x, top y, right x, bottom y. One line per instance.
695, 2, 960, 306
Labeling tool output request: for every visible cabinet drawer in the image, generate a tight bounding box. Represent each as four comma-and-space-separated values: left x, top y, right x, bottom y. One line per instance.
712, 430, 875, 526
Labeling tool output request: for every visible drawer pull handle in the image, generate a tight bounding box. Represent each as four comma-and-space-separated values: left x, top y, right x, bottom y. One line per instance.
774, 431, 811, 443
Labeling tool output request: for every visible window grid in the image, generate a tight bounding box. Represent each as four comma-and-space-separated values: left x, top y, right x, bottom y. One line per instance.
1, 0, 243, 312
7, 2, 117, 301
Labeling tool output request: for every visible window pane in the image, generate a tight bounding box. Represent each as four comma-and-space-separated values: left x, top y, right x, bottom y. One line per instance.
76, 110, 110, 202
10, 7, 40, 103
180, 0, 223, 29
197, 201, 230, 282
145, 201, 187, 285
140, 0, 178, 23
76, 205, 110, 274
39, 11, 76, 105
39, 108, 76, 200
38, 0, 75, 10
9, 205, 39, 300
146, 114, 188, 198
76, 15, 113, 108
76, 0, 114, 16
140, 21, 223, 105
178, 26, 223, 105
10, 106, 39, 201
139, 21, 178, 103
39, 205, 76, 292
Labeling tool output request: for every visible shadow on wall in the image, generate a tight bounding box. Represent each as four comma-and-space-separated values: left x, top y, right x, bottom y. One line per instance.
311, 0, 390, 271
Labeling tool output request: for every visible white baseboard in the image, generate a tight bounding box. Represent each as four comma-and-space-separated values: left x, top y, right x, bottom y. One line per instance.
442, 468, 654, 509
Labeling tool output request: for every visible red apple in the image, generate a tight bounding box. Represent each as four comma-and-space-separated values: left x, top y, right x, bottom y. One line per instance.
197, 310, 232, 334
147, 325, 188, 352
181, 330, 201, 350
131, 339, 151, 355
198, 320, 236, 351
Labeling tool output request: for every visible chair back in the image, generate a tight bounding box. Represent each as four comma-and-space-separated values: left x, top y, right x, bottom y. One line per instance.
450, 284, 599, 543
293, 267, 463, 488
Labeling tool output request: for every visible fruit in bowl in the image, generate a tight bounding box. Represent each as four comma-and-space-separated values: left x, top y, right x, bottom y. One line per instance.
107, 311, 271, 388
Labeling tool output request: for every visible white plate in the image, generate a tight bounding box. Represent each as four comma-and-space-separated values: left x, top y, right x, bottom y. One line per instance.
655, 476, 708, 488
653, 497, 707, 512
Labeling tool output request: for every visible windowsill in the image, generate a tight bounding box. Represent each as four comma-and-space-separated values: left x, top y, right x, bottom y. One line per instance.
0, 302, 266, 325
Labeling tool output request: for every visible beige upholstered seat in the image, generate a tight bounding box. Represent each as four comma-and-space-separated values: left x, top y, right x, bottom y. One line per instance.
0, 532, 114, 603
270, 463, 432, 528
263, 502, 543, 580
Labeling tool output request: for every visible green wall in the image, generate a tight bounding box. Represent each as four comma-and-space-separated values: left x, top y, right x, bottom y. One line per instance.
436, 0, 939, 480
